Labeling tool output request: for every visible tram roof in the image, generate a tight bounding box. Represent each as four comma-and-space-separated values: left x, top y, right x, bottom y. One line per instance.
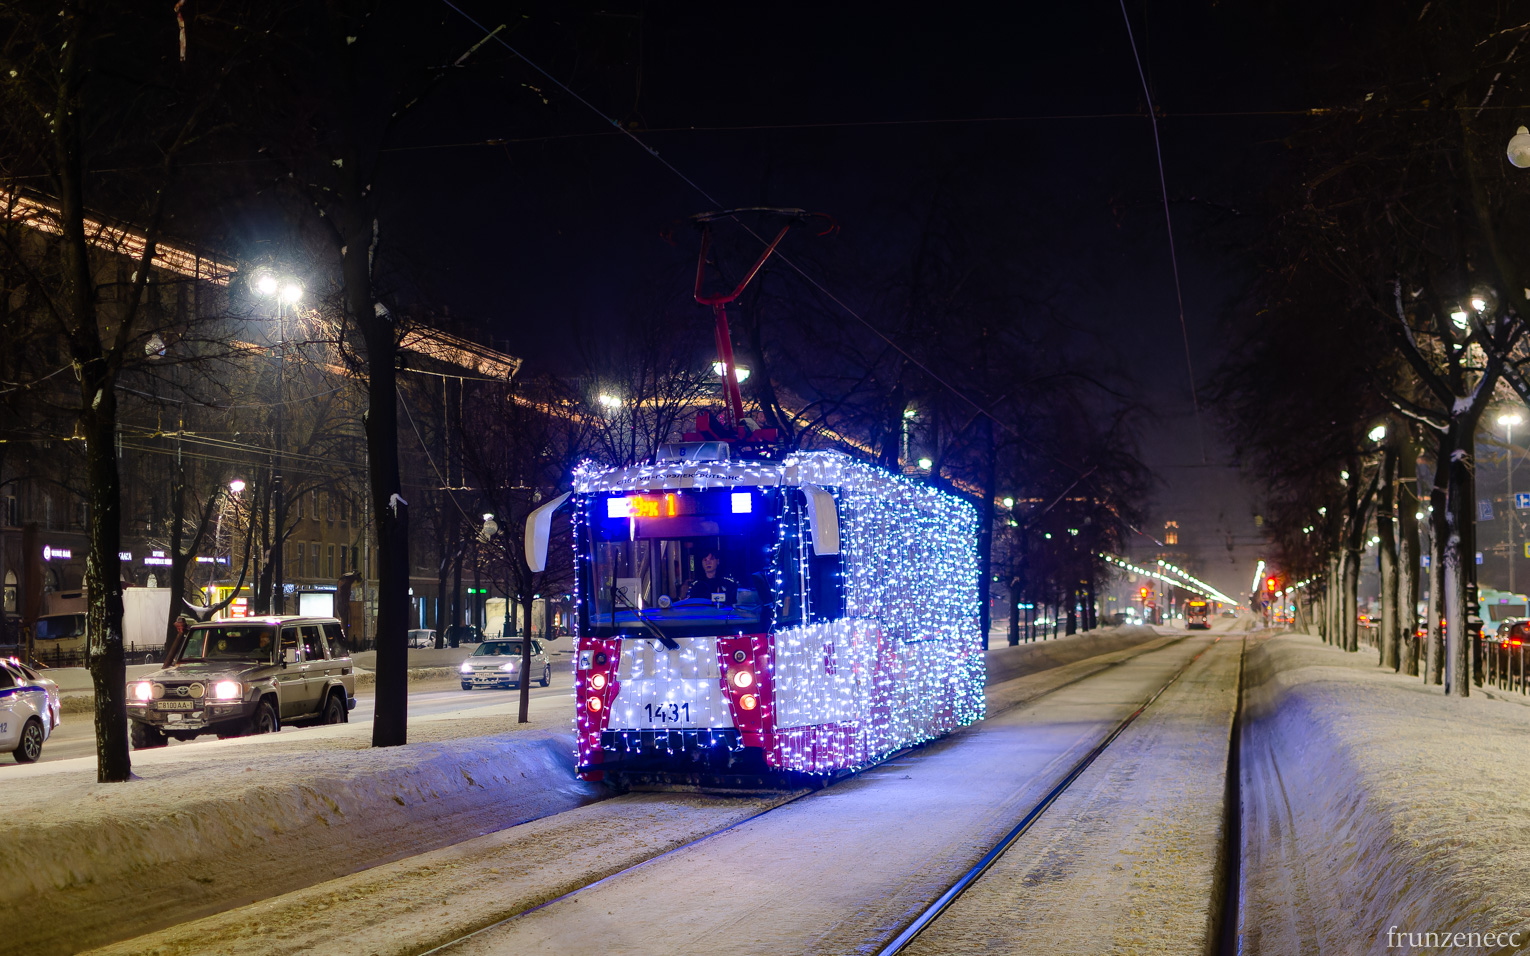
574, 449, 881, 495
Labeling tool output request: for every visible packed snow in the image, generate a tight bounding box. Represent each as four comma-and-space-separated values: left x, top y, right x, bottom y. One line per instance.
1238, 630, 1530, 955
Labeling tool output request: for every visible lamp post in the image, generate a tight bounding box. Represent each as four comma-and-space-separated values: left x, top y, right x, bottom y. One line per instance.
253, 273, 301, 613
1501, 413, 1523, 593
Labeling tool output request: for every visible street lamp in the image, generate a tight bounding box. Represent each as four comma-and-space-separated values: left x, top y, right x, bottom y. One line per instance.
1501, 412, 1524, 592
710, 362, 750, 383
228, 478, 245, 495
1509, 126, 1530, 168
253, 271, 302, 614
597, 393, 622, 410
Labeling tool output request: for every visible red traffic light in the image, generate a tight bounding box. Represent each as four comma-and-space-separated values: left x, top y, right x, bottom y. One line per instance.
1266, 577, 1278, 592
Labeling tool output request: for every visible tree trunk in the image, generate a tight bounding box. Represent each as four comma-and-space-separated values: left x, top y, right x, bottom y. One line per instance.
1399, 429, 1422, 675
1444, 434, 1473, 696
1007, 577, 1020, 646
1378, 442, 1400, 670
518, 590, 534, 723
1427, 508, 1446, 685
1342, 544, 1361, 652
1065, 590, 1078, 635
83, 387, 131, 782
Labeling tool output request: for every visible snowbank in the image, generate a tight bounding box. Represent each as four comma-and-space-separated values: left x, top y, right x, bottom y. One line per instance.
1239, 632, 1530, 955
2, 721, 597, 956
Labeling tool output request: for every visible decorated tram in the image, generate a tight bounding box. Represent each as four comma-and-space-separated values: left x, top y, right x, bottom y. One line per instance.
528, 444, 984, 784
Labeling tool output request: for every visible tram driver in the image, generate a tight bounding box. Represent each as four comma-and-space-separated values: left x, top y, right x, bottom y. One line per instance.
683, 547, 739, 606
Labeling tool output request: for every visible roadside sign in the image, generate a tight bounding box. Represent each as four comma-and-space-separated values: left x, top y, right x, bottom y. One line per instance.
1422, 555, 1430, 567
1524, 542, 1529, 558
1480, 500, 1496, 521
1518, 492, 1530, 510
1477, 551, 1485, 565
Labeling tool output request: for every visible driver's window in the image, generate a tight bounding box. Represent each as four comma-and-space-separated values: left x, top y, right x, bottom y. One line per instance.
280, 627, 300, 663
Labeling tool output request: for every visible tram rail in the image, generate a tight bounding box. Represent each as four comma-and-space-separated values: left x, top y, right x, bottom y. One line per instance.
414, 631, 1216, 956
874, 633, 1228, 956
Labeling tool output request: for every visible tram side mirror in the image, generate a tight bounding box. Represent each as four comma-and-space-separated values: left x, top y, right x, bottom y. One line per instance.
524, 492, 572, 572
800, 484, 840, 556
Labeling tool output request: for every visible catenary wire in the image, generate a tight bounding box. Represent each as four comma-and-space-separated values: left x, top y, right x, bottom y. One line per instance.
1117, 0, 1206, 465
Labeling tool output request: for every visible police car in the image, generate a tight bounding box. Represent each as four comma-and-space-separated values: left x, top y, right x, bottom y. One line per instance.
1, 657, 60, 763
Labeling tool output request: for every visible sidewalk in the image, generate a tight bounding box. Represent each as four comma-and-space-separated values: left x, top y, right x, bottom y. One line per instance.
1238, 631, 1530, 955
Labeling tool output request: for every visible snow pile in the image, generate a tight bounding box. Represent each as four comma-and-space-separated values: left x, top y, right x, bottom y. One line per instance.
1240, 632, 1530, 955
1, 728, 600, 956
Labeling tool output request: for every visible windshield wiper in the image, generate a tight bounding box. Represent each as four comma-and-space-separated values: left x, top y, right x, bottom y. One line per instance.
612, 591, 679, 649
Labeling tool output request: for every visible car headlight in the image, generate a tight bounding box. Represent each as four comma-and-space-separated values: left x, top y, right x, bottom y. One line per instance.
460, 661, 474, 674
499, 661, 518, 672
129, 681, 152, 702
211, 680, 242, 700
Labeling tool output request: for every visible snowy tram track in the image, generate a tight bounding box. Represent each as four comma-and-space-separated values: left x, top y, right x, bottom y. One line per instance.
874, 634, 1229, 956
77, 627, 1209, 956
398, 633, 1225, 956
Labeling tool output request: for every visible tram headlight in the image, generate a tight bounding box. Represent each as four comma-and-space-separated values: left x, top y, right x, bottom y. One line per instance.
589, 673, 607, 691
739, 694, 758, 711
587, 696, 603, 713
730, 669, 754, 689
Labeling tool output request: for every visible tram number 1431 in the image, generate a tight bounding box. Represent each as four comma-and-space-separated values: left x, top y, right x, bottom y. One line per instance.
644, 701, 692, 723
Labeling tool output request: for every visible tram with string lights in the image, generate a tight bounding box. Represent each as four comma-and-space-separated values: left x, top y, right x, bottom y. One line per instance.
524, 445, 983, 786
522, 208, 983, 785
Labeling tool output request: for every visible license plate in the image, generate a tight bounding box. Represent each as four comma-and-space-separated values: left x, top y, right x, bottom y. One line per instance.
156, 700, 194, 711
640, 701, 694, 724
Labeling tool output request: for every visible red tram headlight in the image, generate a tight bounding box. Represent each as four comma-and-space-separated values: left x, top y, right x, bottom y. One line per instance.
739, 694, 758, 711
586, 696, 602, 713
589, 673, 608, 691
731, 669, 754, 689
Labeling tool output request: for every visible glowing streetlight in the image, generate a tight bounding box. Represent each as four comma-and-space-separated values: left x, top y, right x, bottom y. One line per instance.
1472, 296, 1488, 312
1002, 496, 1014, 509
597, 393, 621, 409
1451, 310, 1470, 330
1509, 126, 1530, 168
228, 478, 246, 494
1368, 424, 1387, 443
917, 457, 933, 471
255, 274, 279, 296
279, 282, 302, 305
711, 362, 750, 383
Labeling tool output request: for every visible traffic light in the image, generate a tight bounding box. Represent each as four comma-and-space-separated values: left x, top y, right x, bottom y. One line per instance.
1266, 577, 1278, 593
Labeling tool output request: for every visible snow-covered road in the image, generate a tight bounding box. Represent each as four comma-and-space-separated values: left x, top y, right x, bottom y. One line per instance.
27, 676, 570, 764
78, 629, 1229, 956
429, 634, 1219, 956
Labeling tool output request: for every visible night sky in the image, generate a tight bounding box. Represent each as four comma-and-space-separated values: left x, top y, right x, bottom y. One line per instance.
346, 1, 1347, 600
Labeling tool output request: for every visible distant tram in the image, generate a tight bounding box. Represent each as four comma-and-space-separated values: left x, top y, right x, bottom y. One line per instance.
528, 445, 984, 785
1185, 599, 1210, 630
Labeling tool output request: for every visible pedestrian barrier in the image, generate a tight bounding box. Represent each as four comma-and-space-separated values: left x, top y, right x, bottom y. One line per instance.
1484, 640, 1530, 695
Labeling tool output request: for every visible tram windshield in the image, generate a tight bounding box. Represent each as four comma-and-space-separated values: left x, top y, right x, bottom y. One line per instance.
586, 489, 776, 637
